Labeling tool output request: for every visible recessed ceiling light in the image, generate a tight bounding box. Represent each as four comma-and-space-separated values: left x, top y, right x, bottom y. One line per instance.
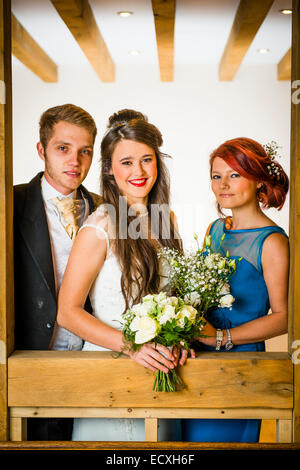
257, 48, 270, 54
118, 11, 133, 17
129, 50, 141, 56
279, 9, 292, 14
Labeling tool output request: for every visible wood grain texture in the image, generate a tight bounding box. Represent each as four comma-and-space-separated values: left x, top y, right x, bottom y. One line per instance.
290, 0, 300, 443
11, 14, 57, 82
1, 441, 300, 450
8, 351, 293, 409
9, 407, 292, 419
277, 47, 291, 80
51, 0, 114, 82
151, 0, 176, 82
219, 0, 274, 81
0, 0, 13, 442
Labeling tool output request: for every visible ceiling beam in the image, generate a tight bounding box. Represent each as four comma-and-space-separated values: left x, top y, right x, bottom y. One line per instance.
219, 0, 274, 81
11, 14, 57, 82
277, 47, 291, 80
151, 0, 176, 82
51, 0, 115, 82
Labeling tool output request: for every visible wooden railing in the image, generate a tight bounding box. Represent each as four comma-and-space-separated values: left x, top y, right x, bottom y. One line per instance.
8, 350, 293, 442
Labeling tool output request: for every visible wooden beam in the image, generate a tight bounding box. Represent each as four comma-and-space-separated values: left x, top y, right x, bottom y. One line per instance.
11, 14, 57, 82
219, 0, 274, 81
9, 407, 292, 420
0, 0, 13, 442
278, 47, 291, 80
8, 351, 292, 409
151, 0, 176, 82
51, 0, 115, 82
290, 0, 300, 443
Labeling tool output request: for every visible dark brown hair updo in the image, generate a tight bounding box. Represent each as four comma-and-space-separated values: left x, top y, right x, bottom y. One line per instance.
209, 137, 289, 214
100, 109, 182, 311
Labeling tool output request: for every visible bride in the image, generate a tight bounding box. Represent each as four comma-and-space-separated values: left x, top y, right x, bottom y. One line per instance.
57, 109, 186, 441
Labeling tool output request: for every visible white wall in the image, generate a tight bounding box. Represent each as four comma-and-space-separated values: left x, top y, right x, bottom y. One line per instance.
12, 59, 291, 249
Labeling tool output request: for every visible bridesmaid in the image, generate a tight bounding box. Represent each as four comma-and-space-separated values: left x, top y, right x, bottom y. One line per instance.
182, 137, 289, 443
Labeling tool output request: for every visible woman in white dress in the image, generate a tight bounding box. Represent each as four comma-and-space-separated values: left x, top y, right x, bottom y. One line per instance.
57, 109, 186, 441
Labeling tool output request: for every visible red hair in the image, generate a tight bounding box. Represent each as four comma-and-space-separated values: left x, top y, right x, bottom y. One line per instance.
210, 137, 289, 210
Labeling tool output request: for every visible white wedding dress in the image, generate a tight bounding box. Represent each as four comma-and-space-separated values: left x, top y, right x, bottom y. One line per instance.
72, 206, 181, 441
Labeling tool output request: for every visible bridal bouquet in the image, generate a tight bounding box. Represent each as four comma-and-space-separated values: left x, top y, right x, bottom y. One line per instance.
121, 291, 206, 392
158, 234, 239, 319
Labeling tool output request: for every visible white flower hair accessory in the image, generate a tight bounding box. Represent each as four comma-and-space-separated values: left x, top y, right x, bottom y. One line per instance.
263, 141, 282, 177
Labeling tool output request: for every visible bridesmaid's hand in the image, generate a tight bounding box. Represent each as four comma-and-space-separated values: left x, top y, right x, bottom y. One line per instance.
196, 320, 217, 347
128, 342, 176, 373
172, 345, 196, 366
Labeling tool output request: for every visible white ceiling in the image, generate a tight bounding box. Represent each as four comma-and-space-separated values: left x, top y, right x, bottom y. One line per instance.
11, 0, 292, 70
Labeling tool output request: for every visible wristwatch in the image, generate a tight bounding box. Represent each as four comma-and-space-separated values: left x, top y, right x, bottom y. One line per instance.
215, 329, 223, 351
225, 328, 234, 351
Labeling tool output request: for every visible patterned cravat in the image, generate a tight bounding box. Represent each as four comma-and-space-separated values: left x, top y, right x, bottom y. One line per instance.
52, 197, 81, 240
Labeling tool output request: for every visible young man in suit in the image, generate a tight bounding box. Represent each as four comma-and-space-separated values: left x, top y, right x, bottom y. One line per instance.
13, 103, 100, 440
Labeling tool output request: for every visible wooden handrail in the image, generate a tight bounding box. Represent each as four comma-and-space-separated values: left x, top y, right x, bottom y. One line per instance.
8, 351, 293, 409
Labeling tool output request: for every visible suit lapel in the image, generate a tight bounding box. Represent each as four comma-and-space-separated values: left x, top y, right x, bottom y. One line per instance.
17, 177, 96, 302
19, 173, 56, 301
80, 184, 95, 214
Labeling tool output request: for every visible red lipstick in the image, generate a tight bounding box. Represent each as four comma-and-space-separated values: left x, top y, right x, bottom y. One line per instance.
129, 178, 147, 187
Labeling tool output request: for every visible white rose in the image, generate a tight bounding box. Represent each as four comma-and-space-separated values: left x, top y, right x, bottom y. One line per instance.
142, 294, 155, 302
134, 317, 159, 344
220, 294, 235, 308
158, 304, 176, 325
176, 305, 197, 327
129, 316, 141, 331
154, 292, 167, 304
169, 296, 179, 307
131, 302, 153, 317
184, 291, 201, 307
219, 283, 230, 296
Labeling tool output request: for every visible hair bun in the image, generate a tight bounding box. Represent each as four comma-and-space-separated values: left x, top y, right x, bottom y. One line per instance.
108, 109, 148, 128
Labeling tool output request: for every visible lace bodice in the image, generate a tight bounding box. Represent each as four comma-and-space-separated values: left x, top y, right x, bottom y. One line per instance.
79, 205, 169, 351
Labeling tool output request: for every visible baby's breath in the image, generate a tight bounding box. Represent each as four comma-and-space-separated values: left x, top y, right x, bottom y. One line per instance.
158, 235, 238, 314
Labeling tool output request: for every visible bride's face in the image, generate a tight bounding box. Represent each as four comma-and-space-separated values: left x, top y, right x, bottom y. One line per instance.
110, 139, 158, 206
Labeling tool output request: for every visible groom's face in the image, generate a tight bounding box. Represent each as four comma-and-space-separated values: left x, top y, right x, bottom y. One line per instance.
37, 120, 94, 195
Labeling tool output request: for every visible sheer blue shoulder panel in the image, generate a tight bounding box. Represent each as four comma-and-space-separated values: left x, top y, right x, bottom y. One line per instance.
209, 219, 224, 252
209, 220, 288, 273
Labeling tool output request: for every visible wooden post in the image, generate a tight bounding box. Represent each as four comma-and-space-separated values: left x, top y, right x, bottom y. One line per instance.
289, 0, 300, 443
145, 418, 158, 442
0, 0, 13, 442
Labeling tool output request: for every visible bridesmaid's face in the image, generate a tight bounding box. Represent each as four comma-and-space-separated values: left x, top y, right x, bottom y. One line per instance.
110, 139, 157, 206
211, 157, 260, 210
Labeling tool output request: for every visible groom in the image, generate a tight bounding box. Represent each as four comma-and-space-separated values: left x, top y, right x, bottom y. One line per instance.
13, 103, 100, 440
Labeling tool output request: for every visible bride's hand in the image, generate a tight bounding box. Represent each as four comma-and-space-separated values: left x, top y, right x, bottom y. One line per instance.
128, 342, 176, 373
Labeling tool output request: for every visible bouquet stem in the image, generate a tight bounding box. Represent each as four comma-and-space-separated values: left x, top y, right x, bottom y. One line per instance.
152, 368, 185, 392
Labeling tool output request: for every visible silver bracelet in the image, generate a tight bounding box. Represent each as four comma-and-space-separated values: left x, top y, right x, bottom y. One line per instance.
225, 328, 234, 350
215, 329, 223, 351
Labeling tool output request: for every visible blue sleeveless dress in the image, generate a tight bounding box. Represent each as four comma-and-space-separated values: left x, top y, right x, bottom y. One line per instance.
182, 218, 288, 442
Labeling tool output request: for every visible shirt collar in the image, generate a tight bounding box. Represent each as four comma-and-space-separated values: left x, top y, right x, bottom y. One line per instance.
41, 175, 78, 202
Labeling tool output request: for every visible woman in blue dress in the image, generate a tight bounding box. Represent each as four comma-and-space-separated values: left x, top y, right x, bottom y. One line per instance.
182, 137, 289, 443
